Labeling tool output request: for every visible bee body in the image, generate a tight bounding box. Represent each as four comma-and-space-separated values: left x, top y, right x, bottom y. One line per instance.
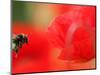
12, 34, 28, 53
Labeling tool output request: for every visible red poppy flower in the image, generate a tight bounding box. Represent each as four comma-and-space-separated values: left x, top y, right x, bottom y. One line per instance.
47, 6, 96, 62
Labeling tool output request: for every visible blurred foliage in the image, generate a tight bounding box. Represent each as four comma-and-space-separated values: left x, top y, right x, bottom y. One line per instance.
12, 1, 28, 22
12, 0, 57, 28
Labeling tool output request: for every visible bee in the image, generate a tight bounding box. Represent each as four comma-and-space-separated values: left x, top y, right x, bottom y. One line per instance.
12, 33, 28, 53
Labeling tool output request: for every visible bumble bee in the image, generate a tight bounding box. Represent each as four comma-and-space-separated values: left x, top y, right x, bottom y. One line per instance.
12, 33, 28, 53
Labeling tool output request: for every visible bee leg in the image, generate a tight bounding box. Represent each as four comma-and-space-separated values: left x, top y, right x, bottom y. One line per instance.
19, 42, 23, 48
14, 45, 19, 53
15, 48, 18, 53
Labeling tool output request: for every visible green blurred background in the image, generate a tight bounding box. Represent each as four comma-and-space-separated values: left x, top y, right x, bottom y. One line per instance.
12, 0, 59, 28
12, 1, 29, 22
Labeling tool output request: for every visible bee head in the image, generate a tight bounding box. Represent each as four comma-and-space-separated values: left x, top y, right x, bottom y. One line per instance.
16, 33, 28, 44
